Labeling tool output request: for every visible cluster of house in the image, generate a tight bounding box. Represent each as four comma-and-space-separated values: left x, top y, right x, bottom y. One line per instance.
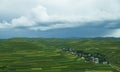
61, 48, 109, 65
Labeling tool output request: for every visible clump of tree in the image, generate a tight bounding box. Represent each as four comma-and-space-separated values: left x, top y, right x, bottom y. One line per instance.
61, 48, 109, 64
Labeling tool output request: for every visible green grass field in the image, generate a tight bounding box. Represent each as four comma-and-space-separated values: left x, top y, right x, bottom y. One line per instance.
0, 38, 119, 72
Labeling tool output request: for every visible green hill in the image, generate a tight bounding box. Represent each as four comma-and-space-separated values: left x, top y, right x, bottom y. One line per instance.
0, 38, 119, 72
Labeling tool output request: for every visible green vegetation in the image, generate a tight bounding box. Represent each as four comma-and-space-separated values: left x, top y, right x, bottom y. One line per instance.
0, 38, 119, 72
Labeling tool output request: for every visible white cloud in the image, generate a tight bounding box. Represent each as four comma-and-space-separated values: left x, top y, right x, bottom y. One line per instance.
30, 5, 49, 22
0, 22, 10, 29
104, 29, 120, 37
0, 0, 40, 16
11, 16, 35, 27
0, 0, 120, 33
29, 23, 81, 31
38, 0, 120, 20
0, 5, 50, 29
0, 0, 120, 20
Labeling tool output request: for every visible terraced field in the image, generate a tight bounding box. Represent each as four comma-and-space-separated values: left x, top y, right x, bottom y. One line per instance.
0, 38, 119, 72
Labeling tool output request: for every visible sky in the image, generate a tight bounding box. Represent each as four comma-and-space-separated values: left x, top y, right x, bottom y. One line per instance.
0, 0, 120, 38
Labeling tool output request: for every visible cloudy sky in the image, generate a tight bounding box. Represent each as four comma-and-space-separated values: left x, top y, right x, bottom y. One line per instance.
0, 0, 120, 38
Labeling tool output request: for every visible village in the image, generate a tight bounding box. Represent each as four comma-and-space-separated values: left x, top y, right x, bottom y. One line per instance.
61, 48, 109, 65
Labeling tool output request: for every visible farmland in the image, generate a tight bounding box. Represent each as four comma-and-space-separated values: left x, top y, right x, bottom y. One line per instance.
0, 38, 119, 72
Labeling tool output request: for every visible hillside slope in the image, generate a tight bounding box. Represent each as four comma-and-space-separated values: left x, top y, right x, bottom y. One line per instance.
0, 38, 119, 72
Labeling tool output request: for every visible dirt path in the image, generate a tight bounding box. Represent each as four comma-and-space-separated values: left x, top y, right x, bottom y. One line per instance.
109, 64, 120, 72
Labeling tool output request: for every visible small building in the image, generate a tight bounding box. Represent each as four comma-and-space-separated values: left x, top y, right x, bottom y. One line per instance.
103, 61, 109, 64
94, 58, 99, 64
